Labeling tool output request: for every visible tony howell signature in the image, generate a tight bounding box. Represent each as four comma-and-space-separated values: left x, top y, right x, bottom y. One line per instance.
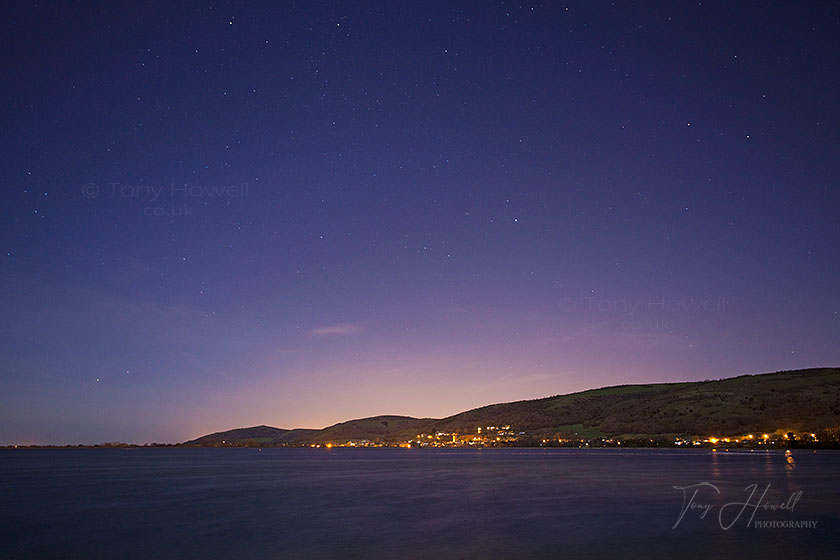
672, 482, 811, 530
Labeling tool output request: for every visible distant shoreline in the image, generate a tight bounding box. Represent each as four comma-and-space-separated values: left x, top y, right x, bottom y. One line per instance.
4, 442, 839, 451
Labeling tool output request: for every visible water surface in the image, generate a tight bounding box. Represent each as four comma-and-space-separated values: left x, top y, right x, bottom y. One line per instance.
1, 448, 837, 559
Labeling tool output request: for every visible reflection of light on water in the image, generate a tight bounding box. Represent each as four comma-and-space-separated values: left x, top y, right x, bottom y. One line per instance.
710, 449, 721, 480
763, 449, 775, 476
785, 449, 797, 477
783, 449, 802, 498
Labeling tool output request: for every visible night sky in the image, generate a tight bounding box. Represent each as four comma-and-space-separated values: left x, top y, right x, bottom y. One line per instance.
2, 2, 839, 444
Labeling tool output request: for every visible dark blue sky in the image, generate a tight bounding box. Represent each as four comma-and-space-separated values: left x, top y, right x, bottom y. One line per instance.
2, 2, 839, 444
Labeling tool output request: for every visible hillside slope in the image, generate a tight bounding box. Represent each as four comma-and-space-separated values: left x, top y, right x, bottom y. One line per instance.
184, 425, 318, 446
185, 368, 840, 444
424, 368, 840, 438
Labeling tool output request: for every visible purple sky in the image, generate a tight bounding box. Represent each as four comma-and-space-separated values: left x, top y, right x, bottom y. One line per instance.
2, 2, 839, 444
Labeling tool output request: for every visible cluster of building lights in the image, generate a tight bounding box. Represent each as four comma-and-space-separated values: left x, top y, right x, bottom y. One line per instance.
675, 431, 819, 446
309, 426, 518, 448
307, 428, 821, 449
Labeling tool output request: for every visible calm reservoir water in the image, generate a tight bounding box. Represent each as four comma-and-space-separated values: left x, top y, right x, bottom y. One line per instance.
1, 448, 838, 559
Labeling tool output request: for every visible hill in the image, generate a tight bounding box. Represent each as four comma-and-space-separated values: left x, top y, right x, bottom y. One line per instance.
183, 367, 840, 445
423, 367, 840, 439
308, 415, 432, 443
183, 425, 318, 447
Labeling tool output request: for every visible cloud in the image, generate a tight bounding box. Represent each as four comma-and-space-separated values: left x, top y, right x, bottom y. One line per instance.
309, 323, 364, 336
